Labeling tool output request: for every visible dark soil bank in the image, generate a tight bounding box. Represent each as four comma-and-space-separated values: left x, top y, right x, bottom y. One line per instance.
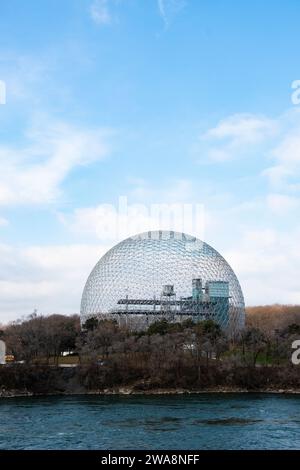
1, 363, 299, 397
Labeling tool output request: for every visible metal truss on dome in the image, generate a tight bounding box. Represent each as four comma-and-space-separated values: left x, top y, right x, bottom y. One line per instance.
80, 231, 245, 334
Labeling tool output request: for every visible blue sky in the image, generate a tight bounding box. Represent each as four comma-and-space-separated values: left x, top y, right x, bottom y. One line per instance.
0, 0, 300, 322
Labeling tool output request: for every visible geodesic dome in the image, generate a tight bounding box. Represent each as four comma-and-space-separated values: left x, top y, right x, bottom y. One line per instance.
80, 231, 245, 332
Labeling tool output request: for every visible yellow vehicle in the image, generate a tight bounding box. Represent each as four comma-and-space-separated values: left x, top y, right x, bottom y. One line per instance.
5, 354, 15, 363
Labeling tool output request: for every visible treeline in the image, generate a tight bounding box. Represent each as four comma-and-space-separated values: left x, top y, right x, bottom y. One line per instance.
246, 304, 300, 332
2, 313, 80, 363
0, 305, 300, 394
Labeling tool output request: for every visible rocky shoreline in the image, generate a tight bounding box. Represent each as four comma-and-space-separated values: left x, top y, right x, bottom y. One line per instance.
1, 386, 300, 398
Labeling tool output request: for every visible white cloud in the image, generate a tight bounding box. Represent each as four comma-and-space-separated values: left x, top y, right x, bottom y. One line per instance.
0, 119, 112, 205
90, 0, 113, 25
267, 193, 300, 215
201, 109, 300, 195
0, 217, 8, 227
201, 113, 277, 162
158, 0, 186, 28
89, 0, 186, 29
264, 129, 300, 190
224, 227, 300, 306
0, 53, 50, 104
0, 243, 109, 324
205, 114, 275, 142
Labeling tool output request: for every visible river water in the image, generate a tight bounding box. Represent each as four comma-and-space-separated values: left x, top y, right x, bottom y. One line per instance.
0, 394, 299, 449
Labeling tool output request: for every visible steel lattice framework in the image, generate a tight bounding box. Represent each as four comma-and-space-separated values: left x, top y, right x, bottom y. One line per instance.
80, 231, 245, 333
